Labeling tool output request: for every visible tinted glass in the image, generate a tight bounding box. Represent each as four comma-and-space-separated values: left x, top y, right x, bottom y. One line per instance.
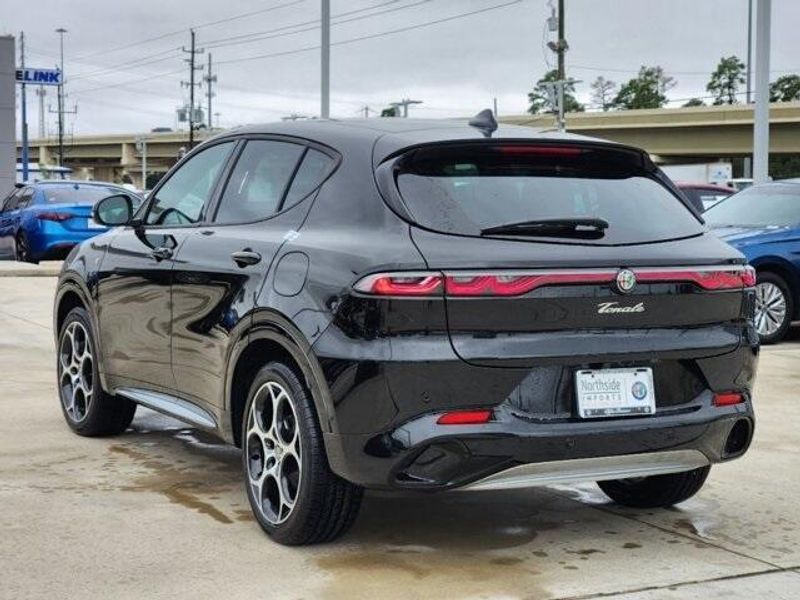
17, 189, 34, 208
283, 148, 334, 206
395, 144, 703, 245
704, 184, 800, 227
215, 140, 304, 224
1, 189, 22, 211
147, 141, 234, 225
40, 183, 130, 205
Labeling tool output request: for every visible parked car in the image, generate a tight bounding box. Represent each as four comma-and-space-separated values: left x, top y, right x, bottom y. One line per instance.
677, 182, 734, 212
705, 181, 800, 343
0, 180, 141, 263
54, 117, 757, 546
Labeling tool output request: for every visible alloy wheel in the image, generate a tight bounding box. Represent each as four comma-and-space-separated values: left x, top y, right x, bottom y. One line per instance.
59, 321, 94, 422
245, 381, 302, 526
754, 281, 787, 337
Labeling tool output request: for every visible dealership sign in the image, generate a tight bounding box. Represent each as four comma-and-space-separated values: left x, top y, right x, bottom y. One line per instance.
15, 68, 62, 86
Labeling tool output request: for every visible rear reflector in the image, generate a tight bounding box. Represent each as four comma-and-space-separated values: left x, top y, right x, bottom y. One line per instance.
437, 409, 493, 425
353, 266, 755, 297
713, 392, 745, 407
36, 211, 72, 222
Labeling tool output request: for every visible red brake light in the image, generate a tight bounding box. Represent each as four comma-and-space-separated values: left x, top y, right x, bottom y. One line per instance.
713, 392, 745, 407
437, 409, 493, 425
496, 145, 585, 157
636, 268, 754, 290
353, 272, 443, 296
36, 211, 72, 222
445, 272, 614, 296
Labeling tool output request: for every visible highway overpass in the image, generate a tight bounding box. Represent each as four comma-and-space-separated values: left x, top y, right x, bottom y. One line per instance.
16, 102, 800, 187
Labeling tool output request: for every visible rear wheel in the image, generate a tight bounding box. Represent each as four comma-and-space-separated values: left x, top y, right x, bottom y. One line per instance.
597, 466, 711, 508
14, 232, 37, 264
242, 361, 362, 545
58, 307, 137, 436
754, 272, 793, 344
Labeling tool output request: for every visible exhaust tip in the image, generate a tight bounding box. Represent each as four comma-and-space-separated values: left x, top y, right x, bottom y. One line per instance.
723, 418, 753, 458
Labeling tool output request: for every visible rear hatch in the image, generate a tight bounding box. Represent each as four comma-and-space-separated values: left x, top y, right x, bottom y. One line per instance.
37, 183, 133, 232
375, 140, 752, 368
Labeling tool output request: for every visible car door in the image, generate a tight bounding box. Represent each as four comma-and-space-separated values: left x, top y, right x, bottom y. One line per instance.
0, 189, 21, 256
96, 140, 237, 393
170, 138, 336, 409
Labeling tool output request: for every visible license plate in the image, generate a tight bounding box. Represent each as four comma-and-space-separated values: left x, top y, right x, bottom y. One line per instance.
87, 218, 105, 229
575, 367, 656, 418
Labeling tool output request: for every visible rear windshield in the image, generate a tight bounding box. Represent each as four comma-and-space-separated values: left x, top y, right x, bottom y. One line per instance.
40, 184, 130, 205
704, 184, 800, 227
394, 144, 704, 245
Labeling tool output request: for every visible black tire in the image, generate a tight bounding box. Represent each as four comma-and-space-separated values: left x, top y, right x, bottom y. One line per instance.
242, 361, 363, 545
755, 271, 793, 345
15, 232, 38, 264
57, 307, 137, 436
597, 465, 711, 508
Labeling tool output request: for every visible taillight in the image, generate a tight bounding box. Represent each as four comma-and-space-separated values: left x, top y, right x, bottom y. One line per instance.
352, 272, 443, 296
37, 211, 72, 222
437, 409, 493, 425
713, 392, 745, 407
636, 267, 755, 290
444, 272, 613, 296
353, 266, 755, 297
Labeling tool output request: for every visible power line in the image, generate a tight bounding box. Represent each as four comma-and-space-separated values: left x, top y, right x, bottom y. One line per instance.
71, 0, 305, 61
204, 0, 432, 51
69, 47, 180, 81
70, 69, 184, 96
216, 0, 523, 66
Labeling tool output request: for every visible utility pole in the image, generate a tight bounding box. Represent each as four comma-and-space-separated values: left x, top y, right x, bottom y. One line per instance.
136, 136, 147, 190
204, 53, 216, 129
182, 29, 204, 149
19, 32, 29, 182
214, 112, 221, 129
360, 105, 371, 118
55, 28, 67, 166
556, 0, 567, 131
390, 98, 423, 118
321, 0, 330, 118
493, 97, 498, 116
35, 86, 46, 138
753, 0, 771, 184
744, 0, 754, 178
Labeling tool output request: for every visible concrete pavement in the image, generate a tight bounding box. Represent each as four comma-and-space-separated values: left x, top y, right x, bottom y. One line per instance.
0, 275, 798, 600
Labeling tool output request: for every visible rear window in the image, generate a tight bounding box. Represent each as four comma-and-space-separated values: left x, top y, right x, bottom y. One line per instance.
41, 184, 131, 205
394, 144, 703, 245
704, 184, 800, 227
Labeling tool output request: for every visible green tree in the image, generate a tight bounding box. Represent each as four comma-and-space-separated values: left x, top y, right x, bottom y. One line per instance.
527, 69, 584, 114
381, 106, 399, 117
613, 66, 675, 110
683, 98, 705, 107
590, 76, 617, 111
706, 56, 745, 105
769, 74, 800, 102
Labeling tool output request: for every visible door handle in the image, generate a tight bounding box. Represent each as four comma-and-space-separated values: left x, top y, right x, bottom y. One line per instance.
231, 249, 262, 267
151, 246, 173, 261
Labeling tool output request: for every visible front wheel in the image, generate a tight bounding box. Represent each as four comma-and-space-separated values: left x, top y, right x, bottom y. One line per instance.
597, 466, 711, 508
58, 307, 137, 436
242, 361, 362, 545
754, 272, 793, 344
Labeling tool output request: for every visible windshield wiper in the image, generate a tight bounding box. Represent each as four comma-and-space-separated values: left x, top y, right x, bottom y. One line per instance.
481, 218, 609, 239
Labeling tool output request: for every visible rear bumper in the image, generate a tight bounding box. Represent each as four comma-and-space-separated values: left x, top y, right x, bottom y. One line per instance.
27, 226, 104, 260
324, 398, 754, 490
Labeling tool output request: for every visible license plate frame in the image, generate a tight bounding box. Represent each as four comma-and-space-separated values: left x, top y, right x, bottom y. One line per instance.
575, 367, 656, 419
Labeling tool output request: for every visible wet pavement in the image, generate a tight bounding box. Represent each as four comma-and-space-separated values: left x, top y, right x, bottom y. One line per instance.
1, 276, 798, 600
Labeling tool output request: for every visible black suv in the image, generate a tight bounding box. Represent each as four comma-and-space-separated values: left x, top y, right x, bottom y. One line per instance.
54, 116, 758, 545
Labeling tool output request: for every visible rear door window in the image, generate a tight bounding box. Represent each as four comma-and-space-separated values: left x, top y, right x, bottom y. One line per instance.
283, 148, 335, 207
214, 140, 305, 224
394, 144, 704, 245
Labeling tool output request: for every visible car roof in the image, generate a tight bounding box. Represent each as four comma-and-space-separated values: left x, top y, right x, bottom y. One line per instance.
214, 118, 639, 164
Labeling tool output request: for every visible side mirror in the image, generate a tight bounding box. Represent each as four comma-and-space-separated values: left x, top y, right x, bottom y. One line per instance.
93, 194, 135, 226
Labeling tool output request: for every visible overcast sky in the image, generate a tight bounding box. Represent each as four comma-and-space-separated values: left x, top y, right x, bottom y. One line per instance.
2, 0, 799, 136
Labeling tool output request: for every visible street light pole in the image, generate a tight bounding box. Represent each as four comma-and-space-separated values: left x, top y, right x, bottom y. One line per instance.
20, 32, 29, 182
753, 0, 771, 184
744, 0, 754, 178
556, 0, 566, 131
321, 0, 330, 119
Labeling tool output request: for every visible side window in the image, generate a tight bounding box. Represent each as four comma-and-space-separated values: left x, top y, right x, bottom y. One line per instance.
283, 148, 335, 207
214, 140, 304, 224
146, 141, 234, 226
17, 188, 35, 209
1, 189, 21, 212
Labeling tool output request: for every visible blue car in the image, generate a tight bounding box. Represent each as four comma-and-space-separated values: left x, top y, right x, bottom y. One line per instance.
705, 181, 800, 343
0, 181, 140, 263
